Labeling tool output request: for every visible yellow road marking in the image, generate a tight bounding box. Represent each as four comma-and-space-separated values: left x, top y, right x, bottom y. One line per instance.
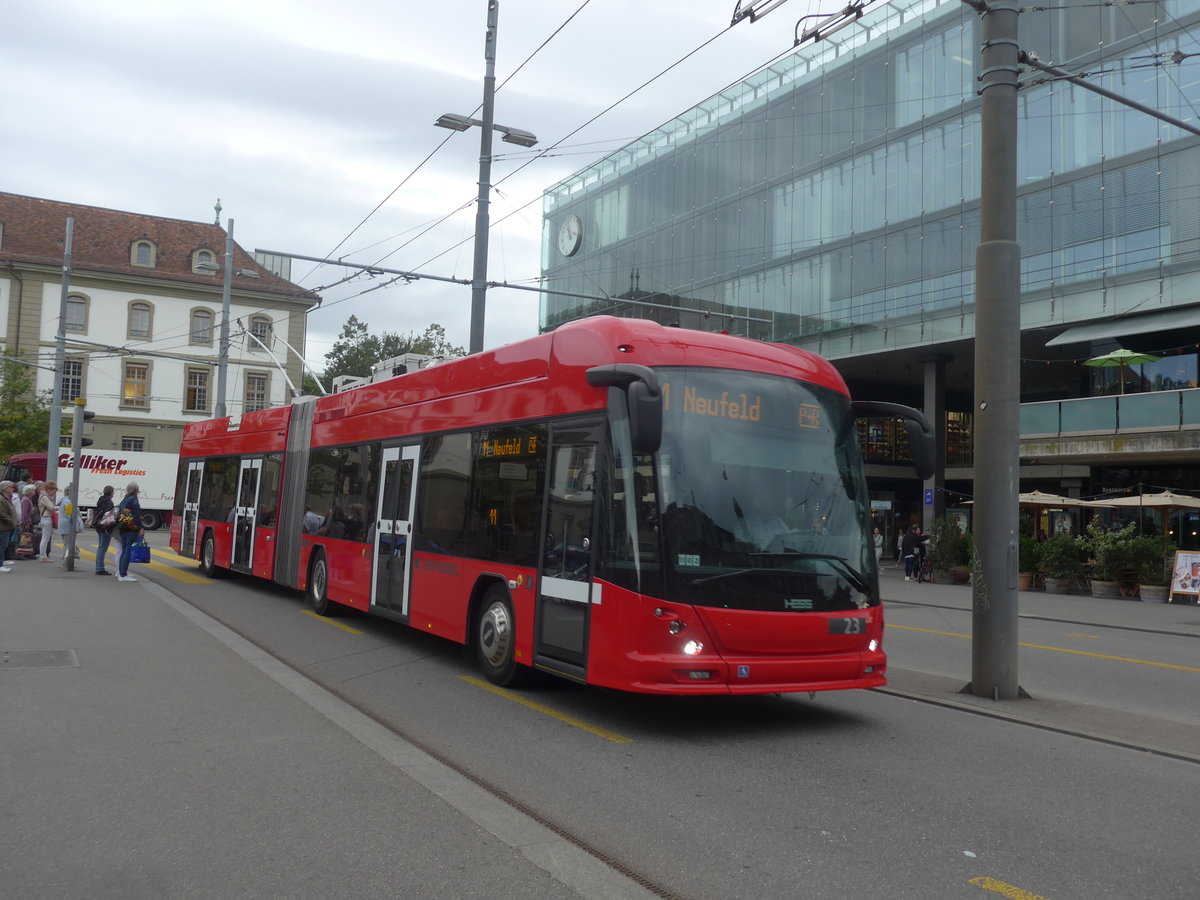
1064, 633, 1098, 640
301, 609, 365, 635
970, 876, 1052, 899
73, 545, 211, 584
460, 675, 633, 744
889, 624, 1200, 673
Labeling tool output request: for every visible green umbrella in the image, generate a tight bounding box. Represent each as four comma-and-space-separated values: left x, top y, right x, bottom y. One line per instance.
1083, 348, 1160, 394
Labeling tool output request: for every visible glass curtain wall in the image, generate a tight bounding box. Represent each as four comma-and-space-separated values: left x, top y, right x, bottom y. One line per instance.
541, 0, 1200, 359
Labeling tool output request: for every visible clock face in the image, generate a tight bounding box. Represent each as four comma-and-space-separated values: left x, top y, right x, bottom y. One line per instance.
558, 214, 582, 257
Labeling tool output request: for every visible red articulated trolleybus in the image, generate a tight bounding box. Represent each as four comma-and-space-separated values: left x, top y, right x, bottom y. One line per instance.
171, 317, 932, 695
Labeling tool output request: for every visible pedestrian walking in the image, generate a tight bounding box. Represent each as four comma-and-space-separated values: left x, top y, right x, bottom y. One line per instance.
873, 527, 883, 566
92, 484, 117, 575
115, 482, 145, 582
0, 481, 19, 572
37, 482, 58, 561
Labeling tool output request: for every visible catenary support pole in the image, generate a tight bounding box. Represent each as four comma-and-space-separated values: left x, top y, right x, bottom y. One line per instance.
968, 0, 1023, 699
468, 0, 500, 355
65, 398, 86, 571
46, 217, 74, 488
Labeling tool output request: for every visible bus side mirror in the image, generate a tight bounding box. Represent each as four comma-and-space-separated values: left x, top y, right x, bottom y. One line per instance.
851, 401, 936, 481
627, 379, 662, 454
586, 364, 662, 455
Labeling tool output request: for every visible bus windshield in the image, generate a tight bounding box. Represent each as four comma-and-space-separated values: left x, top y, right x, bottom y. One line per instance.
654, 367, 875, 612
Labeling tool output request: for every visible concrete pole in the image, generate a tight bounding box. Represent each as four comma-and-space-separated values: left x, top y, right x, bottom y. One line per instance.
969, 0, 1023, 699
468, 0, 499, 355
921, 355, 948, 533
215, 218, 235, 418
46, 217, 74, 487
65, 398, 86, 571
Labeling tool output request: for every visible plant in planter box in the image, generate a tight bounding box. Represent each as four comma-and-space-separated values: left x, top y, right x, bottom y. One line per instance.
1083, 516, 1137, 583
1037, 532, 1085, 581
1018, 535, 1039, 574
928, 517, 968, 576
1129, 537, 1170, 586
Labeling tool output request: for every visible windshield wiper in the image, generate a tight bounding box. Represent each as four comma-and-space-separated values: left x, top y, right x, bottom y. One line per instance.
689, 552, 872, 594
689, 566, 797, 586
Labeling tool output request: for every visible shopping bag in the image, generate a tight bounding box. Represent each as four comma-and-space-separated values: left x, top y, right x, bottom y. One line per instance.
130, 537, 151, 564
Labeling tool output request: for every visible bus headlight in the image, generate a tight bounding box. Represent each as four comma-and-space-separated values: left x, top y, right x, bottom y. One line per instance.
868, 639, 879, 652
683, 640, 703, 656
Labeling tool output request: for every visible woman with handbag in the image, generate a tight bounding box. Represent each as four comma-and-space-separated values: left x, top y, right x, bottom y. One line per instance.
93, 485, 116, 576
17, 485, 37, 560
115, 482, 145, 582
37, 482, 58, 561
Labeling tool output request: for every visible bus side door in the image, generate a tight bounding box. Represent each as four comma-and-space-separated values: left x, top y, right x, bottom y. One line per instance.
372, 444, 419, 617
181, 461, 203, 558
536, 420, 603, 676
230, 458, 262, 572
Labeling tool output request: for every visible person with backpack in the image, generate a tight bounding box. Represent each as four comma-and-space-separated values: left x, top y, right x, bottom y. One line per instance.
115, 482, 145, 582
92, 484, 117, 576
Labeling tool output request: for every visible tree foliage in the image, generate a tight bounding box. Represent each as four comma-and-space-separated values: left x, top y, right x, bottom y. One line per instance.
320, 316, 465, 387
0, 360, 52, 460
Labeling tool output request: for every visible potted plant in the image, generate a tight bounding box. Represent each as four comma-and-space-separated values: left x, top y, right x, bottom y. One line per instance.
1037, 532, 1084, 593
1131, 537, 1170, 602
928, 517, 968, 583
1084, 517, 1137, 599
1018, 535, 1038, 591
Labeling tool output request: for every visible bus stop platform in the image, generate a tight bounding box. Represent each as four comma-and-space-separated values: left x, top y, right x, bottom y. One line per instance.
0, 544, 651, 900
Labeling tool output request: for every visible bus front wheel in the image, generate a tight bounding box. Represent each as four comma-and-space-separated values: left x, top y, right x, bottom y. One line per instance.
307, 550, 335, 616
200, 531, 225, 579
475, 585, 530, 687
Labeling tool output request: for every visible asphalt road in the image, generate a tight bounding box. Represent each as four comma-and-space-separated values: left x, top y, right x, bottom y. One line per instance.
24, 533, 1200, 899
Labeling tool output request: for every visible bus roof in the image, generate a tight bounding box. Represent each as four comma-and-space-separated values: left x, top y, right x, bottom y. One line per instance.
180, 317, 850, 452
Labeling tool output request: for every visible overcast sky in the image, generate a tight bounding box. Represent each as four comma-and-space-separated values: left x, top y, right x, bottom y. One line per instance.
1, 0, 820, 370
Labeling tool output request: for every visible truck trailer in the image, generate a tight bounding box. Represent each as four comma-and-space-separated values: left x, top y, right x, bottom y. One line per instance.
1, 449, 177, 530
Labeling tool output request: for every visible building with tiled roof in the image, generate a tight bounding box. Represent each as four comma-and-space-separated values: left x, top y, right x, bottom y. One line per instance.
0, 192, 319, 456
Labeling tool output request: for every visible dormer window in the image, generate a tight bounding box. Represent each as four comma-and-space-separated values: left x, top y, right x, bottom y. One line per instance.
193, 248, 217, 274
131, 239, 157, 268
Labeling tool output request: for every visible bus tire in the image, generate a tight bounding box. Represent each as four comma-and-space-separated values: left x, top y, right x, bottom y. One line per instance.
307, 550, 336, 616
475, 584, 530, 687
200, 531, 225, 579
139, 510, 162, 531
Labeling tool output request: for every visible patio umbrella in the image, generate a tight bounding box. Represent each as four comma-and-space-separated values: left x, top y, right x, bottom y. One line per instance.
1096, 490, 1200, 510
1018, 490, 1093, 508
1083, 348, 1160, 394
1090, 490, 1200, 547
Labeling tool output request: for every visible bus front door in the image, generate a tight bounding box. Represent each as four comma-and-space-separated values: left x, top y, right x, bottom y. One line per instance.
181, 461, 203, 557
230, 458, 262, 572
372, 444, 419, 617
536, 421, 602, 676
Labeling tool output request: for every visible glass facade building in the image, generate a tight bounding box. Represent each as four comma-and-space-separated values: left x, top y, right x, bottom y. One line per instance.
540, 0, 1200, 534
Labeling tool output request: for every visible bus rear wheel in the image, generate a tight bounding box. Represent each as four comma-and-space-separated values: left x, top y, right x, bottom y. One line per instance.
475, 585, 530, 687
307, 550, 335, 616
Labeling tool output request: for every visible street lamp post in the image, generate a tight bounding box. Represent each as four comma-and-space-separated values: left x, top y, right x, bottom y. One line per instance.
434, 0, 537, 355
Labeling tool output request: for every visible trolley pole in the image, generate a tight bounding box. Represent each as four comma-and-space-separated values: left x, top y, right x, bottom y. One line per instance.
967, 0, 1023, 699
